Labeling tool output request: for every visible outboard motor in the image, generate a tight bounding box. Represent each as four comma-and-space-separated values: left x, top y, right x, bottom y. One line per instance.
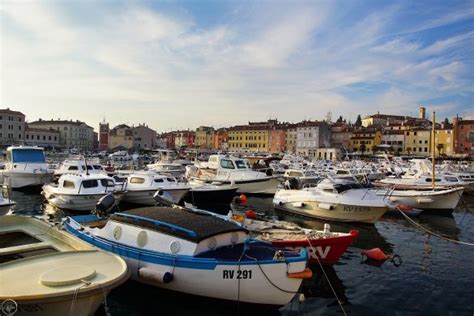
153, 190, 175, 207
93, 194, 116, 217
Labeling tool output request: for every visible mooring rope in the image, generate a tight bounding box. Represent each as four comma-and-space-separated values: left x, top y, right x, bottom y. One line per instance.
305, 236, 348, 316
396, 207, 474, 247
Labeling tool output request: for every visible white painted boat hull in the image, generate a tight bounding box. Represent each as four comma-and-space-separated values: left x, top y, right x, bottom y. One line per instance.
233, 177, 281, 195
126, 257, 305, 306
44, 193, 124, 212
1, 170, 53, 189
122, 188, 189, 205
378, 187, 463, 210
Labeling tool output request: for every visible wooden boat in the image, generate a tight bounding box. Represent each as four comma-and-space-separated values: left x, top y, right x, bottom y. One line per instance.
64, 205, 310, 306
233, 214, 359, 265
0, 215, 129, 316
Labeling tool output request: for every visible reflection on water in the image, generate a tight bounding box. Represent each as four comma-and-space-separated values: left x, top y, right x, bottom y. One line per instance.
4, 191, 474, 315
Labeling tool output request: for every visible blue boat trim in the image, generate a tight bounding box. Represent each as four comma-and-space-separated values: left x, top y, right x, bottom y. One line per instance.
113, 212, 198, 238
64, 217, 307, 270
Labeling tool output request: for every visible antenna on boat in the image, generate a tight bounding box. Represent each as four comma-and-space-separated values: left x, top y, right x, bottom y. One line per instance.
431, 111, 435, 190
84, 155, 90, 176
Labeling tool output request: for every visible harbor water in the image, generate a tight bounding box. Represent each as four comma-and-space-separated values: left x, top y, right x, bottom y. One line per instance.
9, 191, 474, 316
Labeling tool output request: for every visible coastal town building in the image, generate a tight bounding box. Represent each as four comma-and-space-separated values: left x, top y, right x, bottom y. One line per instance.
228, 120, 281, 153
453, 117, 474, 155
0, 108, 26, 146
212, 128, 228, 151
285, 124, 298, 153
404, 128, 431, 156
174, 131, 195, 148
295, 121, 331, 156
381, 130, 405, 153
315, 148, 344, 161
24, 127, 60, 149
434, 128, 454, 156
99, 122, 109, 151
28, 119, 94, 151
108, 124, 134, 150
132, 124, 157, 149
195, 126, 214, 149
349, 128, 382, 154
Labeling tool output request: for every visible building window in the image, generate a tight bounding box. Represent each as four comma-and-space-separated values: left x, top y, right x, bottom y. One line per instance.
26, 134, 29, 139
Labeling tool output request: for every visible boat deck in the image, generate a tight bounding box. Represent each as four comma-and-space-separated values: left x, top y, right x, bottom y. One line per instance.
111, 207, 247, 242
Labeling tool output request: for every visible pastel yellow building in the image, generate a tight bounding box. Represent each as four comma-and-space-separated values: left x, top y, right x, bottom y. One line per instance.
195, 126, 214, 149
349, 129, 382, 154
404, 128, 431, 156
434, 129, 454, 156
228, 126, 269, 152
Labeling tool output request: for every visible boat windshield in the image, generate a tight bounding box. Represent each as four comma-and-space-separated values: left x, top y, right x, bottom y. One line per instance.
234, 160, 247, 169
11, 149, 45, 163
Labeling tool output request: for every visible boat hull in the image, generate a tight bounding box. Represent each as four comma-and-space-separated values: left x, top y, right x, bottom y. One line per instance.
44, 192, 124, 211
122, 188, 189, 205
274, 201, 387, 224
1, 170, 53, 189
184, 188, 238, 207
377, 187, 463, 211
269, 230, 359, 264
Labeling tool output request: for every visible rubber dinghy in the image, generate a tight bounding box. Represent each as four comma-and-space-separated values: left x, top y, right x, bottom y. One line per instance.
64, 206, 311, 306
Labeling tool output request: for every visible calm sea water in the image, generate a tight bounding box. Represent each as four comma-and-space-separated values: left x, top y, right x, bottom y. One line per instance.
8, 191, 474, 316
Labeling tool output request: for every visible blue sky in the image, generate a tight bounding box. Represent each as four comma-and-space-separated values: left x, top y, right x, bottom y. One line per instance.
1, 0, 473, 132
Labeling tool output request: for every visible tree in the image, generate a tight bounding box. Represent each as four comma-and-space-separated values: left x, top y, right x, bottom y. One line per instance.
355, 115, 362, 127
336, 116, 344, 123
436, 143, 444, 157
443, 118, 450, 126
371, 145, 378, 154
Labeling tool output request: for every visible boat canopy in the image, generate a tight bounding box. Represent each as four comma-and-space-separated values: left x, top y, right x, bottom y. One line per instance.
110, 207, 247, 243
8, 148, 45, 163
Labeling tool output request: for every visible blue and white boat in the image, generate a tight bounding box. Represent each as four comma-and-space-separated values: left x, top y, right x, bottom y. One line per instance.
0, 146, 53, 189
64, 205, 310, 306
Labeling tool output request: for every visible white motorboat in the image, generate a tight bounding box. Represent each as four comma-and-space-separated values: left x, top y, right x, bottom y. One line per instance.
283, 169, 321, 187
273, 177, 390, 224
187, 155, 281, 195
64, 203, 311, 306
0, 215, 128, 316
146, 161, 187, 177
0, 146, 54, 189
377, 186, 464, 211
42, 174, 126, 211
117, 172, 191, 205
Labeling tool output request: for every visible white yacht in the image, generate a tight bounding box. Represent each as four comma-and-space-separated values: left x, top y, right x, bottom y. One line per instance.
186, 155, 280, 195
117, 172, 191, 205
0, 146, 54, 189
273, 176, 390, 224
283, 169, 321, 187
42, 174, 126, 211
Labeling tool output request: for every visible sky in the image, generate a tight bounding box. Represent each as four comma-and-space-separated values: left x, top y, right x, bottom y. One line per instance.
1, 0, 473, 132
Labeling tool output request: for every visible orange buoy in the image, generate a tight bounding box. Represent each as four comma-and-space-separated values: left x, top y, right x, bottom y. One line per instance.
245, 210, 257, 219
239, 194, 248, 205
361, 248, 388, 261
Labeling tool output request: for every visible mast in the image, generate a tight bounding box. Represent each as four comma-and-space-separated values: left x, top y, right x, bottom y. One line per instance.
431, 111, 436, 190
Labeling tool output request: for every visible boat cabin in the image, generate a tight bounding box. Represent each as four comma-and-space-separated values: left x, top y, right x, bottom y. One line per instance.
54, 174, 118, 194
119, 173, 180, 189
4, 146, 46, 168
76, 207, 248, 256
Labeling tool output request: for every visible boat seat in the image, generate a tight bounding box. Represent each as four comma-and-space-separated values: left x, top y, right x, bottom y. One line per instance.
0, 242, 53, 256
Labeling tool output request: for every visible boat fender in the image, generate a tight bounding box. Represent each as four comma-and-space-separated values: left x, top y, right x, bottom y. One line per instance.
416, 197, 433, 204
292, 202, 305, 208
139, 267, 173, 284
396, 204, 413, 212
318, 203, 333, 210
239, 194, 248, 205
245, 210, 257, 220
288, 268, 313, 279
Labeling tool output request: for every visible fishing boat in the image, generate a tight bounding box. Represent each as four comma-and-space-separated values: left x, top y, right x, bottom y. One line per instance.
234, 213, 359, 265
0, 146, 53, 189
0, 215, 128, 316
186, 155, 281, 195
273, 176, 390, 224
63, 199, 310, 306
116, 172, 191, 205
42, 174, 126, 211
53, 158, 106, 179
